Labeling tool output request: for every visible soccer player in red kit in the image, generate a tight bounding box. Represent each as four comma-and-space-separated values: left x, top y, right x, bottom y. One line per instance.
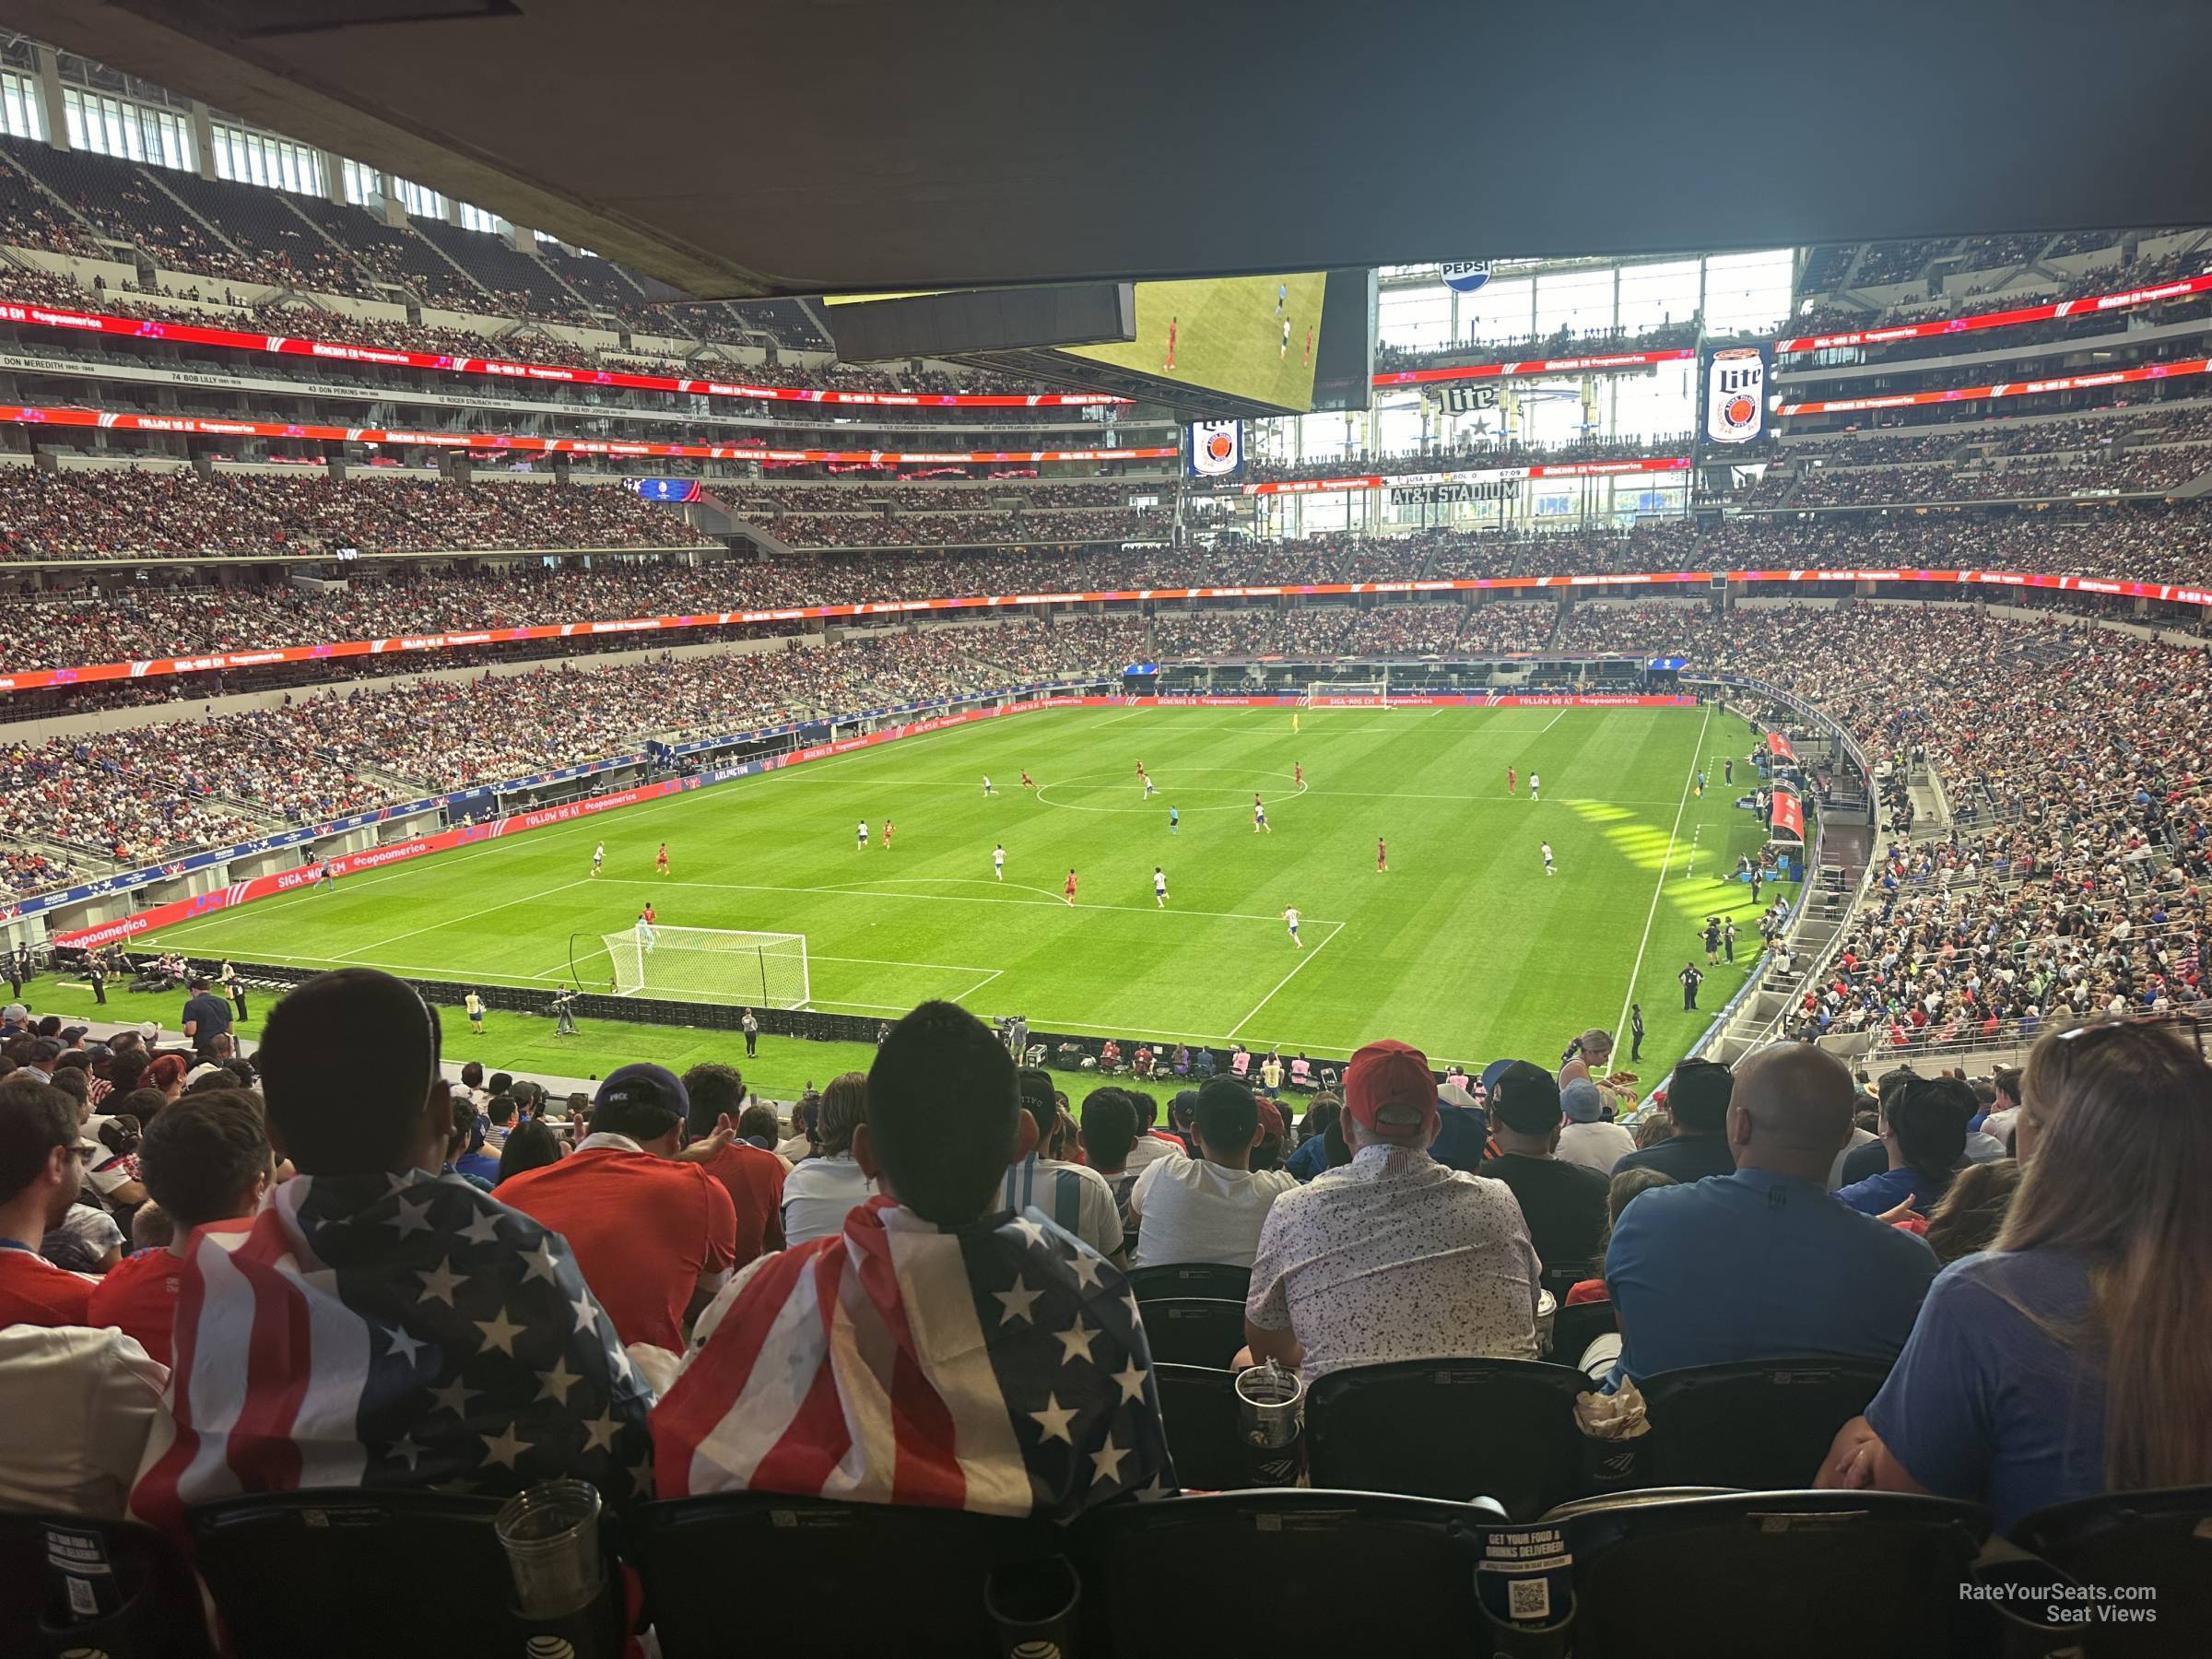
1065, 869, 1078, 907
655, 841, 670, 877
1377, 837, 1388, 872
1508, 766, 1517, 795
641, 901, 657, 926
1164, 317, 1178, 371
1020, 770, 1035, 790
883, 821, 894, 851
1294, 762, 1303, 789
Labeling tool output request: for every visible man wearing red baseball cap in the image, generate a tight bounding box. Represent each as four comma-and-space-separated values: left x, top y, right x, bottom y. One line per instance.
1243, 1041, 1541, 1379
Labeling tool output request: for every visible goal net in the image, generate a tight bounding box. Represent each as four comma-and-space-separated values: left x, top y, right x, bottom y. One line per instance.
1307, 680, 1388, 705
601, 925, 810, 1008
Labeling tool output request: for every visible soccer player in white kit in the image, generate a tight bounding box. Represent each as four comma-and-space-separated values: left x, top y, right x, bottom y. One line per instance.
982, 775, 995, 796
591, 841, 605, 877
1530, 772, 1542, 802
994, 843, 1006, 881
1283, 906, 1304, 947
1542, 841, 1556, 877
1155, 866, 1169, 908
856, 820, 868, 852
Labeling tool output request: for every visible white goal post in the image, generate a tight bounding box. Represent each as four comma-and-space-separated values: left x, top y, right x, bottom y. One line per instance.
1307, 680, 1389, 704
601, 925, 810, 1009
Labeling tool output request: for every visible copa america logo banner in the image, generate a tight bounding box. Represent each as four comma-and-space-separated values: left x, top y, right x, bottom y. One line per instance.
1701, 343, 1773, 447
1441, 261, 1493, 293
1187, 419, 1242, 477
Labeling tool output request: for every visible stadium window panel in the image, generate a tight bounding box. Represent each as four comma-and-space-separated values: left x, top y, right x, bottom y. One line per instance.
458, 201, 510, 235
341, 158, 378, 206
0, 70, 43, 141
1459, 276, 1535, 347
1374, 402, 1424, 455
1534, 267, 1615, 340
1702, 248, 1794, 336
1612, 359, 1695, 445
1379, 284, 1452, 355
1291, 412, 1354, 465
1520, 384, 1592, 448
1616, 258, 1700, 331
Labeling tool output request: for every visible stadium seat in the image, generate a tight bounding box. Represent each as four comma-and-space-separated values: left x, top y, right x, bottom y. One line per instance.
188, 1489, 598, 1659
1303, 1358, 1593, 1517
0, 1509, 211, 1658
2014, 1486, 2212, 1656
1135, 1297, 1249, 1368
636, 1493, 1064, 1658
1558, 1489, 1992, 1657
1635, 1359, 1891, 1490
1547, 1298, 1619, 1372
1127, 1261, 1253, 1305
1078, 1489, 1498, 1653
1150, 1362, 1245, 1491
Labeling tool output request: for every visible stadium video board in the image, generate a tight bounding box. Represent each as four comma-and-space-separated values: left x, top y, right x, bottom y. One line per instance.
1699, 341, 1775, 452
1068, 273, 1327, 414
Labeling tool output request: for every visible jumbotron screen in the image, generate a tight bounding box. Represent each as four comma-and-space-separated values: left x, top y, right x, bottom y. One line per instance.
1067, 273, 1328, 414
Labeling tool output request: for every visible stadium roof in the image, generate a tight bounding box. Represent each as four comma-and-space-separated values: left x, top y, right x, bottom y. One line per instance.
10, 0, 2212, 299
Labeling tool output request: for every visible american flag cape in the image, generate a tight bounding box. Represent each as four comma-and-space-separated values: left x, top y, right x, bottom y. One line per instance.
130, 1168, 655, 1537
652, 1196, 1174, 1520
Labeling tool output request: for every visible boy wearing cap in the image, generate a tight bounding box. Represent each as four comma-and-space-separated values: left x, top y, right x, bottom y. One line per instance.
1245, 1040, 1541, 1379
497, 1062, 738, 1353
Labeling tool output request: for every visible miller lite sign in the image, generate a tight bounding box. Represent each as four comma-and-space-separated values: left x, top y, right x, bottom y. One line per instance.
1187, 419, 1243, 478
1702, 344, 1771, 447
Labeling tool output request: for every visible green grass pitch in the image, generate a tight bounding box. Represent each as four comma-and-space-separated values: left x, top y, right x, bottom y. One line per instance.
63, 704, 1791, 1104
1068, 272, 1328, 412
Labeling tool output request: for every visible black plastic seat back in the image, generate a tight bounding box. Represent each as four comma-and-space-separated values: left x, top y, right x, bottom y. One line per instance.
637, 1493, 1063, 1658
1637, 1359, 1890, 1490
1151, 1363, 1245, 1492
2015, 1486, 2212, 1657
1081, 1489, 1483, 1653
0, 1510, 211, 1659
1136, 1296, 1248, 1367
1127, 1261, 1253, 1304
1304, 1358, 1592, 1518
190, 1489, 524, 1659
1565, 1489, 1989, 1657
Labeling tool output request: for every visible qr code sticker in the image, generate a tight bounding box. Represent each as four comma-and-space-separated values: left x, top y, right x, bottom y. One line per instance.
1509, 1577, 1551, 1622
66, 1575, 98, 1618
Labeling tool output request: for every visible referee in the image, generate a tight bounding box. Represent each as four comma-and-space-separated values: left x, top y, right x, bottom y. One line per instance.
1679, 961, 1704, 1011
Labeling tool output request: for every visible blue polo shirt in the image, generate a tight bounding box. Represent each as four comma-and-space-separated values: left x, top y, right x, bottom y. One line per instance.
1865, 1249, 2106, 1536
1605, 1167, 1937, 1383
1834, 1163, 1951, 1218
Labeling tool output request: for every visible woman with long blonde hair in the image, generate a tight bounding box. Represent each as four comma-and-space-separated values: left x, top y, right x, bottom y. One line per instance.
1817, 1018, 2212, 1533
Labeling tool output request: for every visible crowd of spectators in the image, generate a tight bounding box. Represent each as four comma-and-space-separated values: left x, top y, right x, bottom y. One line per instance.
754, 509, 1171, 548
1761, 443, 2212, 508
1226, 434, 1687, 488
1372, 318, 1698, 375
19, 504, 2212, 691
0, 239, 1072, 405
0, 469, 715, 564
4, 958, 2207, 1585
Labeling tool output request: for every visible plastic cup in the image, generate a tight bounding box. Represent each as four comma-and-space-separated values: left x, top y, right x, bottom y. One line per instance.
495, 1479, 604, 1618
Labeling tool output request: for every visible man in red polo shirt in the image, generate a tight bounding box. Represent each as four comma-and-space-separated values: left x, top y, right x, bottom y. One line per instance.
87, 1089, 272, 1365
0, 1072, 97, 1325
676, 1063, 784, 1268
498, 1064, 737, 1354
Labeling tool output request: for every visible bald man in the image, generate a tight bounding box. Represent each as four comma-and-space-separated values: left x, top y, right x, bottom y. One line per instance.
1601, 1043, 1937, 1385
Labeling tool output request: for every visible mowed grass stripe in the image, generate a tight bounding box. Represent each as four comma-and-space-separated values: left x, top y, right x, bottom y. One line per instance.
144, 706, 1789, 1071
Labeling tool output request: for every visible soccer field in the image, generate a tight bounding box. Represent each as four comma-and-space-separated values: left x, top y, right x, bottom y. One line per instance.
126, 702, 1791, 1085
